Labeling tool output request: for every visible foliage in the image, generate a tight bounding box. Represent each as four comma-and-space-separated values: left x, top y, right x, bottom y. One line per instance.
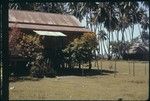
141, 31, 149, 41
110, 41, 131, 59
63, 32, 98, 68
9, 27, 44, 60
9, 27, 48, 77
9, 3, 66, 14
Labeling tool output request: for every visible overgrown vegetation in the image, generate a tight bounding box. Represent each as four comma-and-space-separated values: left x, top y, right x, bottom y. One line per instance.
9, 28, 44, 59
9, 27, 98, 77
63, 32, 98, 69
9, 27, 56, 78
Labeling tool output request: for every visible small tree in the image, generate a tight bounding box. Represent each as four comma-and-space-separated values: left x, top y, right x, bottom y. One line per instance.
9, 27, 44, 59
9, 27, 45, 77
63, 32, 98, 69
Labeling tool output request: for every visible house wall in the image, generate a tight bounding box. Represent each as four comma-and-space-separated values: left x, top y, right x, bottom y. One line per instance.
63, 32, 83, 45
42, 32, 83, 69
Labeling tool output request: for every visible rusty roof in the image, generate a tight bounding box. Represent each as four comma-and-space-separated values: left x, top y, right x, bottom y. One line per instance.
9, 23, 90, 32
9, 10, 91, 33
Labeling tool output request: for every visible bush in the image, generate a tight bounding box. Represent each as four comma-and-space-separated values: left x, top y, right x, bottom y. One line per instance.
9, 27, 44, 60
63, 32, 98, 69
44, 67, 56, 78
9, 27, 46, 77
30, 66, 44, 78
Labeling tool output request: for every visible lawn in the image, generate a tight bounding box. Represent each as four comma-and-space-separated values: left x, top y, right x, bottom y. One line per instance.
9, 60, 149, 100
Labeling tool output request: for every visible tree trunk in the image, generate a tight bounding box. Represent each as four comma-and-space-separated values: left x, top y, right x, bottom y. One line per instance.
97, 40, 100, 56
124, 29, 128, 42
108, 9, 112, 60
88, 59, 92, 69
100, 41, 103, 57
89, 8, 93, 32
111, 31, 114, 42
121, 28, 126, 55
103, 41, 107, 58
79, 61, 81, 69
128, 27, 132, 41
86, 13, 89, 28
131, 24, 134, 43
117, 30, 119, 42
108, 31, 111, 60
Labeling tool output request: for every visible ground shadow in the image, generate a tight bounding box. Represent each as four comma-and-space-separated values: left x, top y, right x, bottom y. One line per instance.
9, 67, 118, 82
56, 67, 118, 76
9, 76, 42, 82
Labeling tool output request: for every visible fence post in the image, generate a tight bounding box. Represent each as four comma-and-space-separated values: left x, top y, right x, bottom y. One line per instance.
145, 62, 147, 75
113, 60, 116, 77
114, 59, 117, 77
101, 59, 102, 74
97, 60, 99, 70
133, 61, 135, 76
81, 64, 84, 76
128, 61, 131, 74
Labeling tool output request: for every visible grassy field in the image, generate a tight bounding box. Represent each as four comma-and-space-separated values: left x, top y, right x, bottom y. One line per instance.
9, 60, 149, 100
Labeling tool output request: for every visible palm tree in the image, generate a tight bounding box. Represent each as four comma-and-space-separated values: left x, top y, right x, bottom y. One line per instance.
97, 30, 108, 58
9, 2, 68, 14
110, 41, 119, 58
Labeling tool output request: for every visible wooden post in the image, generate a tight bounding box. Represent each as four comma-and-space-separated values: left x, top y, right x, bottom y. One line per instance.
2, 2, 9, 100
94, 60, 96, 67
97, 59, 99, 70
115, 60, 117, 74
133, 61, 135, 76
128, 61, 131, 74
81, 64, 84, 76
101, 59, 102, 74
114, 60, 117, 77
145, 62, 147, 75
14, 61, 17, 76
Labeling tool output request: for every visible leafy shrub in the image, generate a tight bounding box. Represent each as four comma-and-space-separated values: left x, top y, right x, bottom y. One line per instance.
9, 27, 44, 60
44, 67, 56, 78
30, 67, 44, 78
9, 27, 46, 77
63, 32, 98, 69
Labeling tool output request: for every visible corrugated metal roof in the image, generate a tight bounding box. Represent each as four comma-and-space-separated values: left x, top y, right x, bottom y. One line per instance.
9, 10, 91, 33
33, 30, 67, 37
9, 10, 80, 27
9, 23, 91, 32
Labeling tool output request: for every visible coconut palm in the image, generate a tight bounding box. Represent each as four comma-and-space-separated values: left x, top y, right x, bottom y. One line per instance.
97, 30, 108, 58
111, 2, 149, 56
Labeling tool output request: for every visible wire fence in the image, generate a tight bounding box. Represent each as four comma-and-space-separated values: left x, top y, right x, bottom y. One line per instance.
90, 60, 149, 77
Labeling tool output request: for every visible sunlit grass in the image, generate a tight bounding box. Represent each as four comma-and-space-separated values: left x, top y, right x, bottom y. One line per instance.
9, 60, 149, 100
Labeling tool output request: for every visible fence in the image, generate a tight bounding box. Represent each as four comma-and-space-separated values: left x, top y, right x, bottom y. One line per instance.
91, 60, 149, 77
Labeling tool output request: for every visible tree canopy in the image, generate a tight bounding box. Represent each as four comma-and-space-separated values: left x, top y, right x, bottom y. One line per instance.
63, 32, 98, 69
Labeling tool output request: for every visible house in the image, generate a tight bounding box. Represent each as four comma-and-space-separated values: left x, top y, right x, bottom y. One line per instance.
123, 35, 149, 61
9, 9, 92, 75
9, 9, 92, 45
